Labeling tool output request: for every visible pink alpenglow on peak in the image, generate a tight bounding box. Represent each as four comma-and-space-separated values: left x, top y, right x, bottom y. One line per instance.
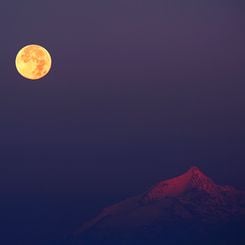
74, 166, 245, 245
142, 166, 217, 202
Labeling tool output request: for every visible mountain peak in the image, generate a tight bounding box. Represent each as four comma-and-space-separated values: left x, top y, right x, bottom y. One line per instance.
142, 166, 216, 202
77, 166, 245, 243
188, 166, 203, 174
186, 166, 213, 184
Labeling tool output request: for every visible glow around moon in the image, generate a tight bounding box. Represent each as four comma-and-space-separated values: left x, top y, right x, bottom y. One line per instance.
15, 44, 52, 80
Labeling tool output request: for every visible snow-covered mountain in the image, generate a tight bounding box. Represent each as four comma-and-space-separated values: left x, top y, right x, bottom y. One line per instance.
72, 167, 245, 245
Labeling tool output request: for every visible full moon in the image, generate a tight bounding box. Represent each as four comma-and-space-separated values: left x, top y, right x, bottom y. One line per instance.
15, 44, 52, 80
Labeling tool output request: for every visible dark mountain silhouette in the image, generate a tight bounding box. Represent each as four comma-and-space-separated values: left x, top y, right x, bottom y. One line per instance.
70, 167, 245, 245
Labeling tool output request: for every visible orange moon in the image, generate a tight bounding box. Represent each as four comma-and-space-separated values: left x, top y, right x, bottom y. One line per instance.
15, 44, 52, 80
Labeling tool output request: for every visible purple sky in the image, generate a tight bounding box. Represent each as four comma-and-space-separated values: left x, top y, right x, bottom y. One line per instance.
0, 0, 245, 244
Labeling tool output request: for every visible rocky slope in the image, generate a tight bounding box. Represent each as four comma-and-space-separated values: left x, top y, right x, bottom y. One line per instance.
71, 167, 245, 245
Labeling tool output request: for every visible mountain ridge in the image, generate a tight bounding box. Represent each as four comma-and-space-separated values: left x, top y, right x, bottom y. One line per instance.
73, 166, 245, 244
142, 166, 218, 202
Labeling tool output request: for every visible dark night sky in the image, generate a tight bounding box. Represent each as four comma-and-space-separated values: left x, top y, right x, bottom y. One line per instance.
0, 0, 245, 244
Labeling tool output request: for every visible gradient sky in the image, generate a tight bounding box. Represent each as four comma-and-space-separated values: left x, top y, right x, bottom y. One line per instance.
0, 0, 245, 244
